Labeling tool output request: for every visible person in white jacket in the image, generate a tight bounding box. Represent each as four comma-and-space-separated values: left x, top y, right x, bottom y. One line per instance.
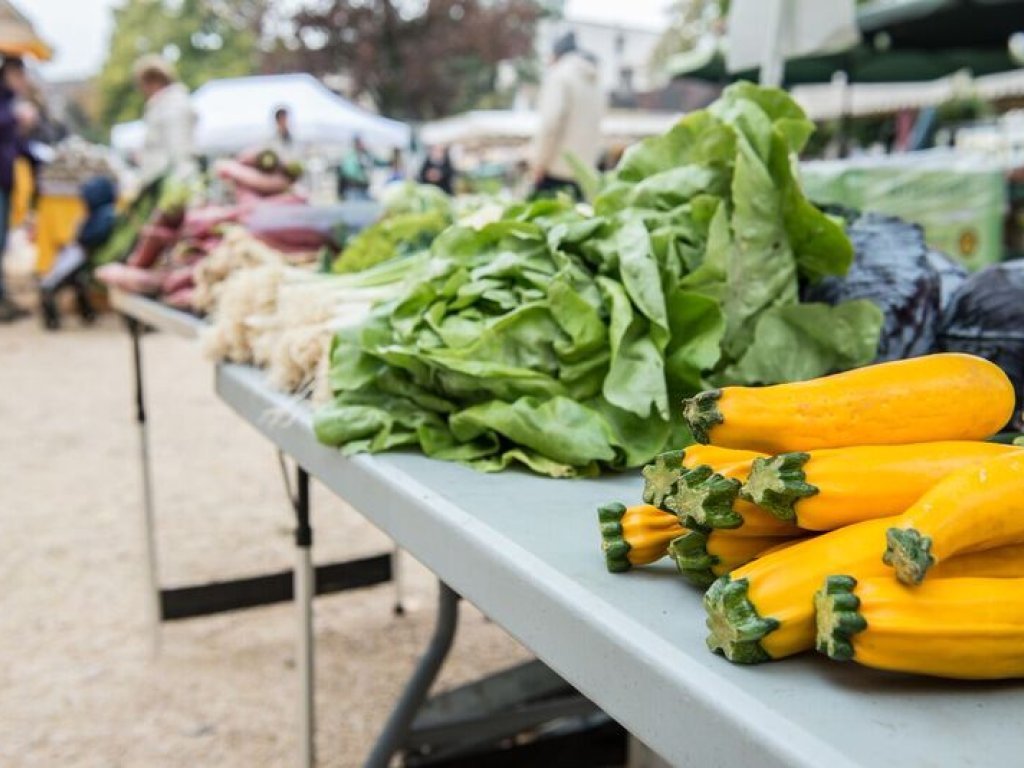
530, 32, 603, 200
133, 55, 197, 187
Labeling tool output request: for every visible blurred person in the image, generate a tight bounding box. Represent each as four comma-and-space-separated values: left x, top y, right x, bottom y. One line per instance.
271, 106, 294, 156
387, 148, 405, 183
337, 135, 374, 200
530, 32, 603, 200
38, 176, 118, 330
0, 57, 38, 322
418, 144, 454, 194
133, 54, 197, 186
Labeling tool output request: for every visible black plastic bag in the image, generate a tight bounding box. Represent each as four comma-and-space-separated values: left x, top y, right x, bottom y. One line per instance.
803, 211, 941, 362
938, 261, 1024, 430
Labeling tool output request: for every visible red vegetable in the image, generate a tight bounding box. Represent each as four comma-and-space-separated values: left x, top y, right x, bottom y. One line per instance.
127, 224, 179, 268
96, 263, 166, 294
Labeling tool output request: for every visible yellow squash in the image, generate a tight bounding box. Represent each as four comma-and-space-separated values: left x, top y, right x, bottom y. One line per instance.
598, 503, 685, 572
816, 575, 1024, 679
884, 451, 1024, 584
643, 449, 798, 535
742, 441, 1021, 530
682, 353, 1014, 453
641, 446, 764, 511
704, 517, 1024, 664
597, 500, 797, 574
668, 529, 806, 588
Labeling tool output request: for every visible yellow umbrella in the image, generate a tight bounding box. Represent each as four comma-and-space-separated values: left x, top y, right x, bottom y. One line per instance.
0, 1, 52, 61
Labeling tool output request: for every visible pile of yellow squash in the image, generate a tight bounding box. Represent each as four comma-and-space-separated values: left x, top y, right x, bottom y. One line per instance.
599, 352, 1024, 679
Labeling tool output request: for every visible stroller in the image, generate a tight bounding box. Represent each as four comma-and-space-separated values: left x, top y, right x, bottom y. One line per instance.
39, 176, 117, 330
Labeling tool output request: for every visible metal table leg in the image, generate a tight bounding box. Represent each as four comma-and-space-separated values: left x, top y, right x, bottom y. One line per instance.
392, 547, 405, 616
365, 581, 460, 768
293, 466, 315, 768
128, 317, 162, 656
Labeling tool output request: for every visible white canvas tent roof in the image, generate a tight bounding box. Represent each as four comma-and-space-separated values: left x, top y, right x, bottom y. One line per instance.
420, 109, 682, 147
111, 73, 410, 155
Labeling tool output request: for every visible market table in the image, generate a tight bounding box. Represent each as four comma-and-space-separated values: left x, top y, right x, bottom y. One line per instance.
218, 359, 1024, 768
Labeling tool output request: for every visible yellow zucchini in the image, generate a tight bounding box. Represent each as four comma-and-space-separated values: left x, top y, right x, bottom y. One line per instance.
597, 500, 797, 574
884, 451, 1024, 584
816, 575, 1024, 679
598, 502, 685, 573
668, 530, 807, 588
683, 353, 1014, 453
641, 446, 764, 510
742, 441, 1021, 530
642, 449, 798, 534
704, 517, 1024, 664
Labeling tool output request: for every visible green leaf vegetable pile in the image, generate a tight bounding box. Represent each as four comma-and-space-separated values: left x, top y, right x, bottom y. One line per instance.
314, 84, 884, 476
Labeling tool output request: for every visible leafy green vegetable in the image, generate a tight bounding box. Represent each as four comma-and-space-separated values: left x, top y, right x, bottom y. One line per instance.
332, 210, 450, 274
315, 84, 882, 476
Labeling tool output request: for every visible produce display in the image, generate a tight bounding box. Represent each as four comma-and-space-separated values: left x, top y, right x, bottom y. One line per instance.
601, 352, 1024, 678
95, 148, 345, 308
315, 83, 885, 477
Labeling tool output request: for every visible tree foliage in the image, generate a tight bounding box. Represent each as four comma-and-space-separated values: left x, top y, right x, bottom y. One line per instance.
97, 0, 265, 129
650, 0, 726, 73
275, 0, 542, 121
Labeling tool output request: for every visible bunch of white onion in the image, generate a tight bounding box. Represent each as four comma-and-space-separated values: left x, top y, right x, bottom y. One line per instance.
202, 251, 430, 398
193, 226, 285, 313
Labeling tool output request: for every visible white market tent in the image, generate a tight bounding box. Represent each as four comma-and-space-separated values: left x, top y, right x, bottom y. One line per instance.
111, 73, 411, 156
419, 109, 682, 147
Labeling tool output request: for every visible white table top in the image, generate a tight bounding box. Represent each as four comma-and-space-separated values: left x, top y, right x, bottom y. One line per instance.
109, 289, 204, 340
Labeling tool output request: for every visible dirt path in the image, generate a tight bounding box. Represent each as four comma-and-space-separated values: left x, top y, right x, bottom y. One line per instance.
0, 310, 529, 767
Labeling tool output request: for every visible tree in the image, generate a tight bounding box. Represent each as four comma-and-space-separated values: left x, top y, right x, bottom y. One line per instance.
649, 0, 727, 74
275, 0, 542, 121
97, 0, 266, 129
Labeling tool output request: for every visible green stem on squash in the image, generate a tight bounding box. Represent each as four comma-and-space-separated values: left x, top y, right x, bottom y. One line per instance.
597, 502, 632, 573
740, 453, 818, 522
641, 449, 686, 509
668, 530, 718, 588
703, 576, 779, 664
883, 527, 935, 585
682, 389, 723, 445
814, 575, 868, 661
664, 465, 743, 529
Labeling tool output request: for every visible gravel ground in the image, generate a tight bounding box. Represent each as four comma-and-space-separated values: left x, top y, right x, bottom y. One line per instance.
0, 289, 531, 767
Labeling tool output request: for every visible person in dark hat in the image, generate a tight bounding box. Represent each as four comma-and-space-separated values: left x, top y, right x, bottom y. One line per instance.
530, 31, 604, 200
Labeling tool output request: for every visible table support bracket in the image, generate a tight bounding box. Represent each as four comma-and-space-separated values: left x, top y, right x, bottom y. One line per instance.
365, 581, 460, 768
